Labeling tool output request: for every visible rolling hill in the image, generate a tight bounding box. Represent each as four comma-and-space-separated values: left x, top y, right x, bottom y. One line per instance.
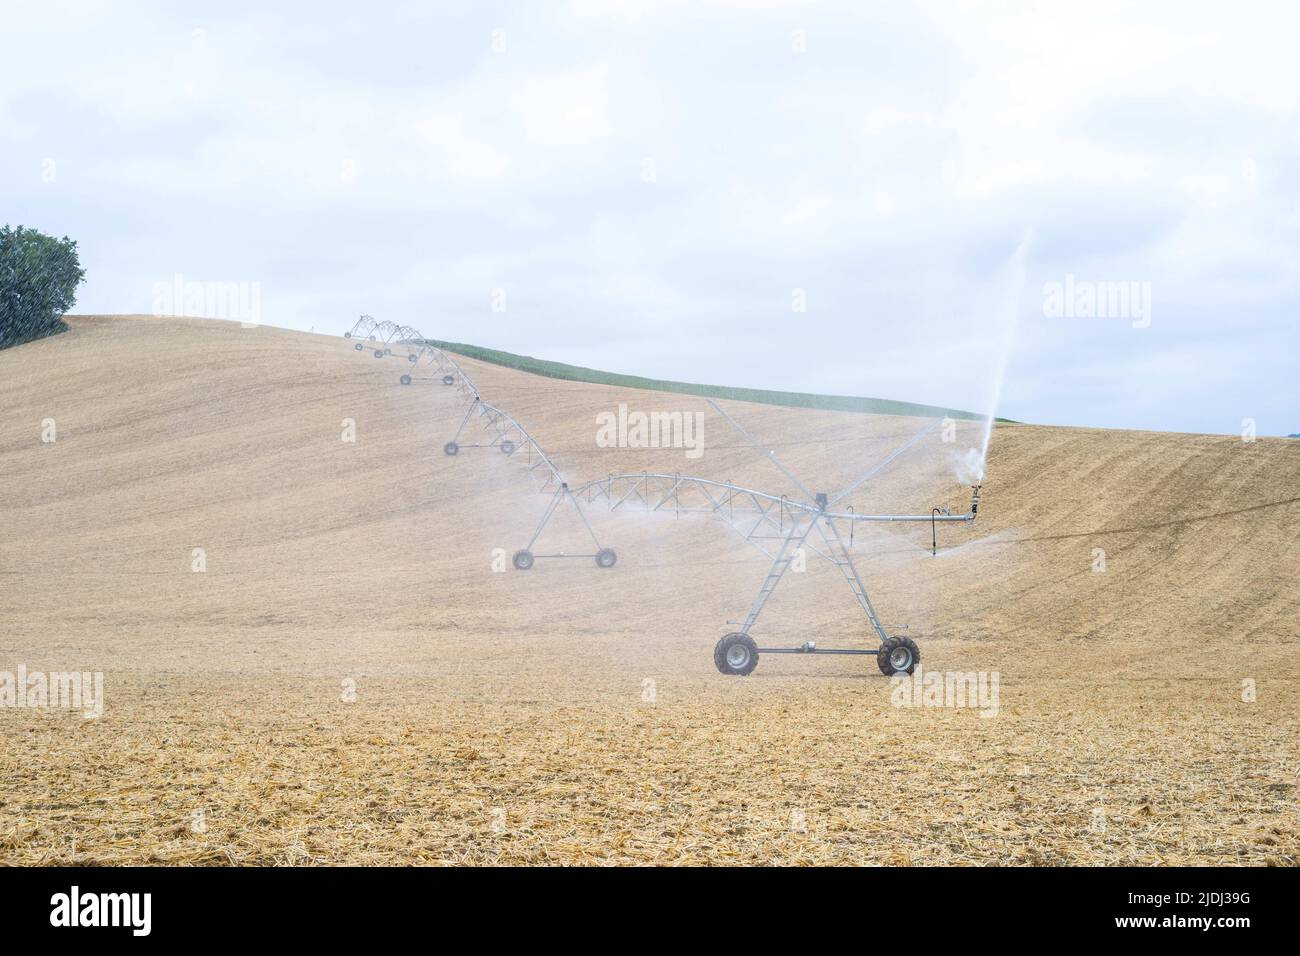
0, 315, 1296, 865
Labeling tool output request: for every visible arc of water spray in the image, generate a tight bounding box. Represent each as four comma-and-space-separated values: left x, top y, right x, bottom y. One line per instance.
970, 230, 1034, 482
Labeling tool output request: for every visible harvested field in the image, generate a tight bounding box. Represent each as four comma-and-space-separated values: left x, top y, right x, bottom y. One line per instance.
1, 315, 1297, 865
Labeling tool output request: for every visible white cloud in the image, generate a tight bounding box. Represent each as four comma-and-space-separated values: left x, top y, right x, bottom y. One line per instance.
3, 0, 1297, 433
509, 65, 612, 148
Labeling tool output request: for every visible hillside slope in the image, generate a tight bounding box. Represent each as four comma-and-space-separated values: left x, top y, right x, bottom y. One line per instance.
0, 315, 1296, 865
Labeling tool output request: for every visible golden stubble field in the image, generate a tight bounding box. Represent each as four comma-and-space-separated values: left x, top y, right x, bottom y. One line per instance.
1, 315, 1297, 865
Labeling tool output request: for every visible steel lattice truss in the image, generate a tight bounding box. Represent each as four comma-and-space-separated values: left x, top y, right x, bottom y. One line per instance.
575, 471, 829, 559
570, 472, 969, 562
567, 470, 974, 640
406, 342, 477, 391
344, 314, 379, 340
445, 398, 565, 492
344, 314, 477, 390
349, 318, 397, 354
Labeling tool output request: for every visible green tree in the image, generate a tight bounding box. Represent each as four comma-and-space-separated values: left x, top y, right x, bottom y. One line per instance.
0, 225, 86, 349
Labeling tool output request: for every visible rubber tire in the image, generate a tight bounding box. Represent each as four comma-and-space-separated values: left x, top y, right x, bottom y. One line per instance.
595, 548, 617, 568
442, 374, 455, 386
408, 353, 418, 363
354, 343, 364, 351
400, 374, 411, 385
714, 633, 759, 676
513, 550, 535, 570
500, 440, 515, 455
344, 332, 352, 339
443, 441, 459, 456
877, 635, 920, 676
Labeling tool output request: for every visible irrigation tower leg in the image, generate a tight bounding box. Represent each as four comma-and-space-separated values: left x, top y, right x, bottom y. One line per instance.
515, 484, 611, 568
523, 487, 567, 552
814, 517, 890, 643
444, 400, 479, 454
737, 511, 820, 635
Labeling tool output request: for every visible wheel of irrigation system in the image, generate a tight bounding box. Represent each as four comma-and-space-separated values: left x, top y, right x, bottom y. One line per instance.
443, 441, 459, 456
373, 349, 384, 358
344, 332, 352, 339
877, 635, 920, 676
512, 550, 535, 570
713, 633, 759, 676
400, 374, 411, 385
408, 353, 418, 363
368, 334, 376, 341
595, 548, 617, 568
384, 348, 392, 356
442, 374, 455, 386
500, 440, 515, 455
354, 343, 364, 351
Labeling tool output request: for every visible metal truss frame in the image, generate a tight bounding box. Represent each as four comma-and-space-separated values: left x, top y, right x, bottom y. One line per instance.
344, 314, 379, 341
343, 315, 982, 673
568, 470, 976, 642
345, 315, 478, 391
443, 397, 563, 490
403, 342, 477, 392
351, 319, 399, 355
571, 470, 970, 553
427, 371, 612, 568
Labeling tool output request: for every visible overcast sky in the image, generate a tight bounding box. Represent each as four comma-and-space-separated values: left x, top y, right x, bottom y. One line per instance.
4, 0, 1298, 434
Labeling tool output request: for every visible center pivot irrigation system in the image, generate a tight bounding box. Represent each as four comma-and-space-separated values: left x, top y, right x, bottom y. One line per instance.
344, 314, 983, 677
